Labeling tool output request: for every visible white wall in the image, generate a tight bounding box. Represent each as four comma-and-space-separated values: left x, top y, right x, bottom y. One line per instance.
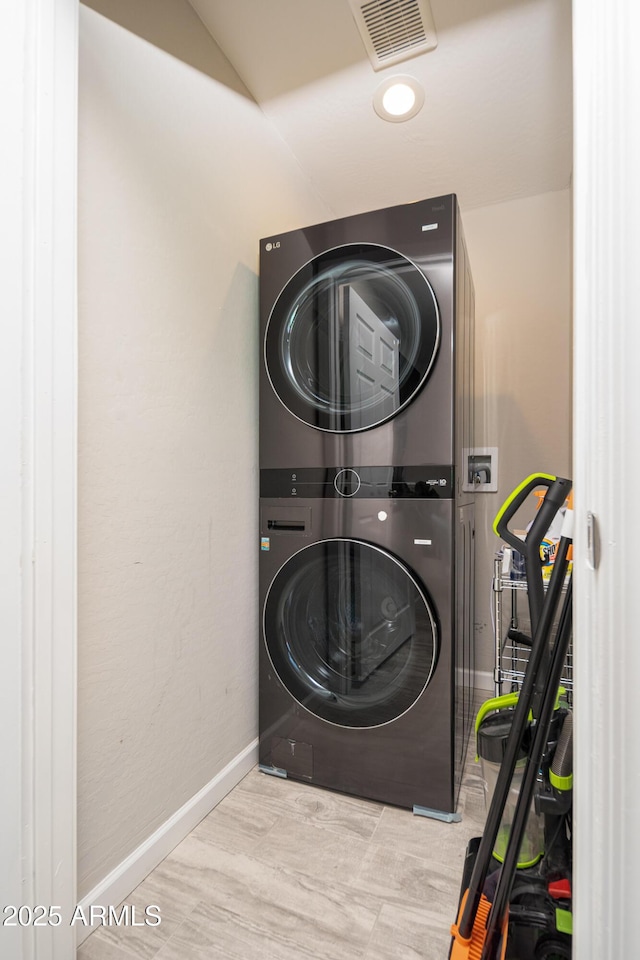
78, 4, 330, 898
462, 190, 573, 681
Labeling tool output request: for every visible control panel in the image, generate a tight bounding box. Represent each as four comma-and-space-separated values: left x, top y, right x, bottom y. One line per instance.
260, 466, 453, 499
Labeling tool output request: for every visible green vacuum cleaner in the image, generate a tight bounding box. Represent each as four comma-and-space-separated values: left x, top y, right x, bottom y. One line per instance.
450, 474, 573, 960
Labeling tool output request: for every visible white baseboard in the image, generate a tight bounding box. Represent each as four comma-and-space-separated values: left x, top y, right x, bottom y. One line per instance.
76, 738, 259, 945
455, 668, 495, 694
474, 669, 495, 693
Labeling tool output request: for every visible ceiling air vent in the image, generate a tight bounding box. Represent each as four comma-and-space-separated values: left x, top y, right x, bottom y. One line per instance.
348, 0, 438, 71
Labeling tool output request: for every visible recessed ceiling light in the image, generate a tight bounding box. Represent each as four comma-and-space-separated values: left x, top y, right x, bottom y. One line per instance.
373, 76, 425, 122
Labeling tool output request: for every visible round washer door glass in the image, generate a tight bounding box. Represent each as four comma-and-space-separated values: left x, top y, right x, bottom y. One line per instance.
265, 244, 440, 433
263, 539, 438, 727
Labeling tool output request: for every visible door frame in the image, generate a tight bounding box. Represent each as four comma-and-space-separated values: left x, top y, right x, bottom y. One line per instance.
2, 0, 637, 956
1, 0, 78, 956
572, 2, 640, 956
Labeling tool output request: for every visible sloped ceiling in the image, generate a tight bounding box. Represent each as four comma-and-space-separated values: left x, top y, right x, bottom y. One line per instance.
187, 0, 572, 217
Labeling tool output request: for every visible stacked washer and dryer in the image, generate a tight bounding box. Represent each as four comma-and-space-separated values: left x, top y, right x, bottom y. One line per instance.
258, 195, 475, 819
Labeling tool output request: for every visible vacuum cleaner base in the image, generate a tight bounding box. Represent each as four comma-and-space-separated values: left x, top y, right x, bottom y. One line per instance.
454, 837, 572, 960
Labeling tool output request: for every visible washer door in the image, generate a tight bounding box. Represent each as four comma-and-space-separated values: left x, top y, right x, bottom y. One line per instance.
264, 244, 440, 433
263, 539, 438, 727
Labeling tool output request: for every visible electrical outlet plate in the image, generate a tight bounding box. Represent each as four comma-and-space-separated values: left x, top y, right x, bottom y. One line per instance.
463, 446, 498, 493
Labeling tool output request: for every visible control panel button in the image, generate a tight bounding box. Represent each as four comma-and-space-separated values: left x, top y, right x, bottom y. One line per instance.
334, 468, 361, 498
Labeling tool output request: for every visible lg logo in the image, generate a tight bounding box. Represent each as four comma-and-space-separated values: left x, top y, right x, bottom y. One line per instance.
265, 241, 281, 252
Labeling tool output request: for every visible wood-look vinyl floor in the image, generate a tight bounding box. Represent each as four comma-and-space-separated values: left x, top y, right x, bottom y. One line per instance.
77, 733, 487, 960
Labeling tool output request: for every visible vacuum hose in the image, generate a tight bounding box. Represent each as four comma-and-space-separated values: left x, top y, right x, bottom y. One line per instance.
551, 711, 573, 785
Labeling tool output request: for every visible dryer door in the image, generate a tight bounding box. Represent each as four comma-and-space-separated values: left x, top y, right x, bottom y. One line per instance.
263, 538, 438, 727
264, 244, 440, 433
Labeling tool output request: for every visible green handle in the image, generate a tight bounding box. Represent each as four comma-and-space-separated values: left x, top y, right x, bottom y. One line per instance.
494, 473, 572, 637
475, 693, 521, 735
474, 689, 566, 760
474, 693, 521, 760
493, 473, 556, 548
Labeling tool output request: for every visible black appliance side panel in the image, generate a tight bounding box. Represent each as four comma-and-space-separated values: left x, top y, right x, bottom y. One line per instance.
452, 205, 476, 806
454, 199, 476, 506
454, 501, 475, 809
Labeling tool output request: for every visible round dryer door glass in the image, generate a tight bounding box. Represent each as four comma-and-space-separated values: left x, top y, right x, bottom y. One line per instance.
263, 539, 438, 727
264, 244, 440, 433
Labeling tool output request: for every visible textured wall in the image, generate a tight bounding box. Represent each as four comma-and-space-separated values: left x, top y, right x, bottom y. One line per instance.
78, 5, 329, 897
463, 189, 573, 680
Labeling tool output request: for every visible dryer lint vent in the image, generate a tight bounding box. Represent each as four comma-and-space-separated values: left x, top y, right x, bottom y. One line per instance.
348, 0, 437, 71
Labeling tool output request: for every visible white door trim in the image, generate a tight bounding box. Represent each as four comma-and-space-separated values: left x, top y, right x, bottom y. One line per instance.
1, 1, 78, 956
573, 1, 640, 956
2, 1, 637, 957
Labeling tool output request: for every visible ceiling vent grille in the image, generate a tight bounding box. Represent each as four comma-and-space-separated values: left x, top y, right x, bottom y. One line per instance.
348, 0, 437, 71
